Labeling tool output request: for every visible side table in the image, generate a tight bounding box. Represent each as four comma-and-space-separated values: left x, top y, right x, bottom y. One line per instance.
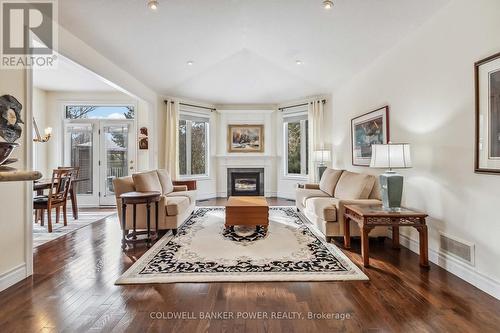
343, 204, 429, 268
120, 191, 161, 250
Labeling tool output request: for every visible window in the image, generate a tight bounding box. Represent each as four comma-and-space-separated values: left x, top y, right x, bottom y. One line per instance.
65, 105, 134, 119
179, 114, 209, 177
284, 113, 308, 176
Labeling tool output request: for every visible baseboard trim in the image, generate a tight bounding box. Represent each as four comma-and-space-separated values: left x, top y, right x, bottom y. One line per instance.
0, 263, 27, 293
396, 232, 500, 300
197, 192, 217, 201
277, 191, 295, 200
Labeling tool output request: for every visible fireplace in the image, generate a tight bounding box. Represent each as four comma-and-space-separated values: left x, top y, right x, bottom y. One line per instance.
227, 168, 264, 196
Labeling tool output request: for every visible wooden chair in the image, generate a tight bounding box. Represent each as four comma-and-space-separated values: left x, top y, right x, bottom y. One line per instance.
34, 169, 74, 233
58, 166, 80, 219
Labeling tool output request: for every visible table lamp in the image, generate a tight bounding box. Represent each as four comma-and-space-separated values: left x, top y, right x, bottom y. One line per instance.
314, 148, 331, 181
370, 143, 412, 211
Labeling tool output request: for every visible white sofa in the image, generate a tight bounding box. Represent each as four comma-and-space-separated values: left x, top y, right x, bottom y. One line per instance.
296, 168, 386, 241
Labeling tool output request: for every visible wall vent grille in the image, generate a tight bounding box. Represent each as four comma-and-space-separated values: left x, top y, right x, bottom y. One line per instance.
439, 233, 475, 266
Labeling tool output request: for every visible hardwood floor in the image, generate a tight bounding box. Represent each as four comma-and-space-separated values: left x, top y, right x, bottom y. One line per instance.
1, 199, 500, 332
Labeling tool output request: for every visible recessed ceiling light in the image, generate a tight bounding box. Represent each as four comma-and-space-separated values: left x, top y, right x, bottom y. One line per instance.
323, 0, 333, 10
147, 0, 159, 10
187, 60, 194, 66
296, 60, 303, 65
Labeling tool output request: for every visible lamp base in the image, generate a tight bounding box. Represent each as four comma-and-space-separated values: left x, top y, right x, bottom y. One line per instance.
317, 165, 327, 182
379, 171, 403, 210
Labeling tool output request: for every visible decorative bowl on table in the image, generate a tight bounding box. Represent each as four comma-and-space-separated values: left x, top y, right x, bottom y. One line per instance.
0, 142, 19, 165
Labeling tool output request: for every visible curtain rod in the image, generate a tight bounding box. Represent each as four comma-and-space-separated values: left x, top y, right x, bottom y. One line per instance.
278, 99, 326, 111
164, 100, 216, 112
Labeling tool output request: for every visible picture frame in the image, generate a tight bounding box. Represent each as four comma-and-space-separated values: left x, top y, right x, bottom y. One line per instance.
138, 127, 148, 150
351, 106, 390, 166
475, 52, 500, 174
227, 124, 264, 153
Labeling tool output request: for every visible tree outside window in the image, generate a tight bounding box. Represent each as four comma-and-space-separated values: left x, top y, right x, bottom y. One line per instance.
179, 116, 209, 177
285, 118, 308, 176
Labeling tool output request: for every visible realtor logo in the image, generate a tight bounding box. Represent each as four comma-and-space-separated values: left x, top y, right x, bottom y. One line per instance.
1, 0, 57, 68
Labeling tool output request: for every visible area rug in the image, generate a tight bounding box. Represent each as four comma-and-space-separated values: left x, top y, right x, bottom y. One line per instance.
116, 207, 367, 284
33, 209, 116, 248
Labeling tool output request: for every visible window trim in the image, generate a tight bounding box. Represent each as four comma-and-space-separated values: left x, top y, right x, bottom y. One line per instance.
283, 116, 309, 177
179, 113, 210, 178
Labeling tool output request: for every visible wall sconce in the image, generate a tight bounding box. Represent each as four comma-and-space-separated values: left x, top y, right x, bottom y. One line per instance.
33, 117, 52, 143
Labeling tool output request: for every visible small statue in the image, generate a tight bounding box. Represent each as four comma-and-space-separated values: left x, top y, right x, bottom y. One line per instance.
0, 95, 23, 143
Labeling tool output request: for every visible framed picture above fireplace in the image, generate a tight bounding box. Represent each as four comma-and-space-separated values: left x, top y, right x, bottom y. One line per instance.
228, 124, 264, 153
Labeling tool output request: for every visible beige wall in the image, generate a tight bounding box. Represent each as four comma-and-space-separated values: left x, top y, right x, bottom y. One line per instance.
0, 68, 29, 291
331, 0, 500, 298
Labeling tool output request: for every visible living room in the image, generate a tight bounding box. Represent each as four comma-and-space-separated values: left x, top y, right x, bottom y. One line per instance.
1, 0, 500, 332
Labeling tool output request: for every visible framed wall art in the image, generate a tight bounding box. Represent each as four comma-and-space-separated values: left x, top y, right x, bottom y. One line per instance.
138, 127, 148, 150
227, 124, 264, 153
351, 106, 389, 166
475, 52, 500, 174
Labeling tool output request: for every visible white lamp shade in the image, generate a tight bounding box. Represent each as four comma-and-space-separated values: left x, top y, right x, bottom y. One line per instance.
314, 149, 331, 163
370, 144, 412, 169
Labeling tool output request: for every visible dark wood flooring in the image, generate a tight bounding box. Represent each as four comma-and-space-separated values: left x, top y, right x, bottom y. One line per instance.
1, 198, 500, 332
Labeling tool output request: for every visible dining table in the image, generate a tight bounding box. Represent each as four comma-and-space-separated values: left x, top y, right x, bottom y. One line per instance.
33, 177, 89, 220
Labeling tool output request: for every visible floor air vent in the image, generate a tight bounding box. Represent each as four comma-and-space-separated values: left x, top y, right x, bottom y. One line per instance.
439, 233, 475, 265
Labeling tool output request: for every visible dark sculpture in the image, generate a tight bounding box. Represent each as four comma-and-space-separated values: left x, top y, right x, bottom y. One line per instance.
0, 95, 23, 143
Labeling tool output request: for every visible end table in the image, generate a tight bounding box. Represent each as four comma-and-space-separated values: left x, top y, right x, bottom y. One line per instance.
120, 191, 161, 250
343, 204, 429, 268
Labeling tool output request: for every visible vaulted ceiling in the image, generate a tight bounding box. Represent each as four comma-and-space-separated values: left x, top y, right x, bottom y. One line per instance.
58, 0, 450, 104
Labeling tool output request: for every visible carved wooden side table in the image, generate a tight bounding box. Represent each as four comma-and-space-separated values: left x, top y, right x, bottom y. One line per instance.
343, 204, 429, 268
120, 191, 161, 250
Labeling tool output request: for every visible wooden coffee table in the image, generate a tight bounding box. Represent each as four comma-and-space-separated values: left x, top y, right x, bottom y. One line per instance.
225, 196, 269, 233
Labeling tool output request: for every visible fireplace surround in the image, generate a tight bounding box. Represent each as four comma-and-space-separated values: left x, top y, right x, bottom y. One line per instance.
227, 168, 265, 196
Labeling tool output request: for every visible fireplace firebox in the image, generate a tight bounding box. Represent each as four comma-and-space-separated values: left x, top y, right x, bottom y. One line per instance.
227, 168, 264, 196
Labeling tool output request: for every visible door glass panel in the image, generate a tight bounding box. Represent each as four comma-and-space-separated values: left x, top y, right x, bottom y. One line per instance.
67, 125, 93, 195
104, 125, 129, 197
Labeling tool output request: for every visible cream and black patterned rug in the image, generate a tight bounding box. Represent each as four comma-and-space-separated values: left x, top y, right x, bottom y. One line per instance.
115, 207, 367, 284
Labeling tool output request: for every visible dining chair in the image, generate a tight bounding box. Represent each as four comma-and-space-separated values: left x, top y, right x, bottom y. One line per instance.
58, 166, 80, 219
34, 169, 74, 233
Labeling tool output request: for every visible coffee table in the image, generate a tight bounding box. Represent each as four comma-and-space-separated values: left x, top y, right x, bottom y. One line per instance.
225, 196, 269, 233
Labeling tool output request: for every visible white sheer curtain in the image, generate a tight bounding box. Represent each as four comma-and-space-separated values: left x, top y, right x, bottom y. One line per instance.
308, 99, 325, 182
164, 100, 180, 178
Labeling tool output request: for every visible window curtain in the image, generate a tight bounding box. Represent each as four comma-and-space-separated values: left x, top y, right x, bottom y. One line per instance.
308, 99, 325, 182
164, 100, 180, 178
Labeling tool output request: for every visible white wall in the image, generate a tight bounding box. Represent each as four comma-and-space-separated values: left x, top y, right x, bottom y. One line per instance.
32, 88, 49, 176
57, 24, 159, 170
331, 0, 500, 299
0, 69, 30, 292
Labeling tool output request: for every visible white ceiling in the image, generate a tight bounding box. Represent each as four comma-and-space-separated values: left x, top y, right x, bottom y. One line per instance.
57, 0, 450, 104
33, 56, 117, 92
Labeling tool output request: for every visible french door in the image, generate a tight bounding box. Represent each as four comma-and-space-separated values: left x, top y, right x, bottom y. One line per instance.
64, 120, 136, 206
